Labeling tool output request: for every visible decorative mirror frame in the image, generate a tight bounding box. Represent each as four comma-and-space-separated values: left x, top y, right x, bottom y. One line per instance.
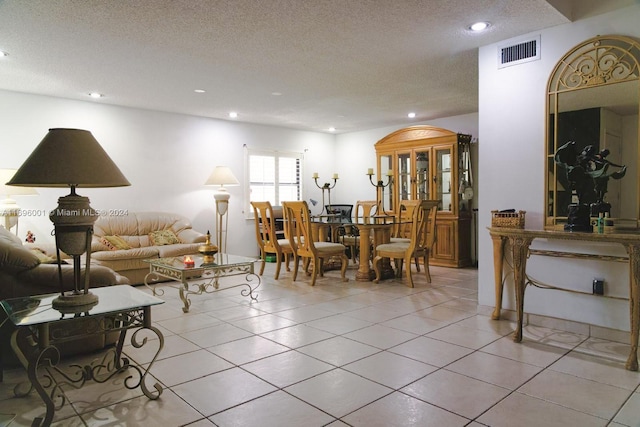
545, 35, 640, 229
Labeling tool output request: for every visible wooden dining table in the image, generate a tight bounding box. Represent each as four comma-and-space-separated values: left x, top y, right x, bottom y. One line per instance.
311, 215, 397, 281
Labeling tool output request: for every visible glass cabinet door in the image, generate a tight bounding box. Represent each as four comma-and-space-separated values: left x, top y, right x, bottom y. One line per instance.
397, 152, 412, 201
415, 150, 430, 200
435, 148, 452, 212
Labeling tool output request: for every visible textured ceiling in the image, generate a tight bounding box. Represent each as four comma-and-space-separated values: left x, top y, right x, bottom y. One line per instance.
0, 0, 633, 133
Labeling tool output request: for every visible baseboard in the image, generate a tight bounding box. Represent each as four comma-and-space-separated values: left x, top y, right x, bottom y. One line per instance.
476, 304, 630, 345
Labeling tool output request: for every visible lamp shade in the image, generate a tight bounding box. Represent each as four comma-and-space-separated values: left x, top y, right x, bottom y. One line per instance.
0, 169, 38, 196
204, 166, 239, 187
7, 128, 130, 188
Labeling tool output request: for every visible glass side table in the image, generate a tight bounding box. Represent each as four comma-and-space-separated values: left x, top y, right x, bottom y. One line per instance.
1, 285, 164, 426
143, 253, 261, 313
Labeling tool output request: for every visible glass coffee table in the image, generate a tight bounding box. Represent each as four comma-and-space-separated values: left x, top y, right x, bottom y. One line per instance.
143, 253, 261, 313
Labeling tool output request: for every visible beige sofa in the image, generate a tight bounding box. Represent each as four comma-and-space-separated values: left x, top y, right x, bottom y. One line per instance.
90, 211, 207, 284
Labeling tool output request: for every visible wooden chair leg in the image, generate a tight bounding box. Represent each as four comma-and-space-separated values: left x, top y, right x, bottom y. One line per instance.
424, 253, 432, 283
259, 252, 266, 276
310, 258, 320, 286
405, 254, 414, 288
372, 255, 382, 283
340, 253, 349, 282
292, 254, 300, 281
303, 258, 311, 275
274, 252, 282, 280
351, 242, 358, 264
396, 259, 404, 278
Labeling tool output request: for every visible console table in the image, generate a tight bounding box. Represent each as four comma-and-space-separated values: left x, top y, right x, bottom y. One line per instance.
488, 227, 640, 371
1, 285, 164, 426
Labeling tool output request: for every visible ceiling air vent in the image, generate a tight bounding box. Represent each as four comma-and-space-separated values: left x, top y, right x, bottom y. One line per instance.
498, 35, 540, 68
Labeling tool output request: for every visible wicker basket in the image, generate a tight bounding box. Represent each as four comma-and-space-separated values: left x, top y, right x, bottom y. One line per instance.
491, 210, 526, 228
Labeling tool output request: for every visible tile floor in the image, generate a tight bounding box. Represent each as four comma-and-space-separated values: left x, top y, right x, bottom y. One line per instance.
1, 262, 640, 426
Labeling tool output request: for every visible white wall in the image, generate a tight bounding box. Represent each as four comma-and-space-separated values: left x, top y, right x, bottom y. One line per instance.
478, 4, 640, 331
0, 90, 477, 258
0, 90, 337, 257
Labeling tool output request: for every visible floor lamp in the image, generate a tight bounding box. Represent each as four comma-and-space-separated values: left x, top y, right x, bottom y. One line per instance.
205, 166, 239, 254
0, 168, 38, 235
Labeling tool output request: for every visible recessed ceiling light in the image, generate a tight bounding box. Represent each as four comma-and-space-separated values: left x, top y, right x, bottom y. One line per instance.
229, 112, 238, 119
194, 89, 206, 93
271, 92, 282, 96
328, 127, 336, 132
408, 112, 416, 118
469, 21, 490, 32
88, 92, 103, 98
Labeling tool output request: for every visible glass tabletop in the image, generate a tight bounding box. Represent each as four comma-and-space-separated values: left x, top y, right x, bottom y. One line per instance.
144, 253, 259, 271
1, 285, 164, 327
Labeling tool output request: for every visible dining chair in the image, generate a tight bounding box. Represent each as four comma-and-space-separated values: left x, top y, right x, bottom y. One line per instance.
251, 201, 293, 280
283, 200, 349, 286
391, 199, 421, 243
340, 200, 378, 264
372, 199, 438, 287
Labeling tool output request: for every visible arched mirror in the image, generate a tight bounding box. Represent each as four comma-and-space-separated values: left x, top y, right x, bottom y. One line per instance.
546, 35, 640, 230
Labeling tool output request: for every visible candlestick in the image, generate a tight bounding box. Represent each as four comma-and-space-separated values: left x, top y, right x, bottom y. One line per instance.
313, 173, 338, 215
367, 169, 393, 214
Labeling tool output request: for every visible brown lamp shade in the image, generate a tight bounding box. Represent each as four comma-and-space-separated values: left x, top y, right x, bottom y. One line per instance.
7, 128, 130, 188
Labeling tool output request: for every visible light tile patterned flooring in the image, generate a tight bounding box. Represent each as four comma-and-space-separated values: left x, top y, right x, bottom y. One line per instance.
1, 262, 640, 426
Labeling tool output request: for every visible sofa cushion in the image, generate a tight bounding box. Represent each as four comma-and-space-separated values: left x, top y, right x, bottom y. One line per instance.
91, 257, 154, 273
0, 226, 40, 274
100, 235, 131, 250
148, 229, 181, 246
91, 246, 160, 261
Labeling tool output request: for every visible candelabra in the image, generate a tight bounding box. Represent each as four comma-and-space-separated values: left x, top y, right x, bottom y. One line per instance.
312, 173, 338, 215
366, 169, 393, 214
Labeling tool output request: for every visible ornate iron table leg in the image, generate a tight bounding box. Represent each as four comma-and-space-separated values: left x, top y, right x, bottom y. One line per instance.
9, 310, 164, 426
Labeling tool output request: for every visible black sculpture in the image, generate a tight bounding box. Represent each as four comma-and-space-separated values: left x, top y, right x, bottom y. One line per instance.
554, 141, 626, 232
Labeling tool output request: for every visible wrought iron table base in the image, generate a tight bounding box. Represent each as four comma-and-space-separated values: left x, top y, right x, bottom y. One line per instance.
10, 308, 164, 426
145, 264, 260, 313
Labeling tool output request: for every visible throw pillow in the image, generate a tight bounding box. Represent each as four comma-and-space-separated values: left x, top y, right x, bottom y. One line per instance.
0, 226, 40, 273
100, 235, 131, 251
29, 249, 57, 264
149, 229, 181, 246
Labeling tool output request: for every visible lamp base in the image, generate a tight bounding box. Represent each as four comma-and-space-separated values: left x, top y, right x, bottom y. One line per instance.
52, 290, 99, 310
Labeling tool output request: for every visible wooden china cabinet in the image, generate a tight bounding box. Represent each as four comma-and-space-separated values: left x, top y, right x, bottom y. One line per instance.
375, 125, 473, 267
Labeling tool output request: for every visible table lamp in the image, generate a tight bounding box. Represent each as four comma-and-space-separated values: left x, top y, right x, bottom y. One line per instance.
204, 166, 239, 253
7, 128, 130, 310
0, 168, 38, 235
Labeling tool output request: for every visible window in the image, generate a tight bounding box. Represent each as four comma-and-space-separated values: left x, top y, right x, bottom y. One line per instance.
245, 148, 303, 214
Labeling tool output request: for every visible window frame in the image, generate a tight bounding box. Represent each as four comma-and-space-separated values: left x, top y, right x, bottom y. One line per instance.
244, 147, 304, 217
